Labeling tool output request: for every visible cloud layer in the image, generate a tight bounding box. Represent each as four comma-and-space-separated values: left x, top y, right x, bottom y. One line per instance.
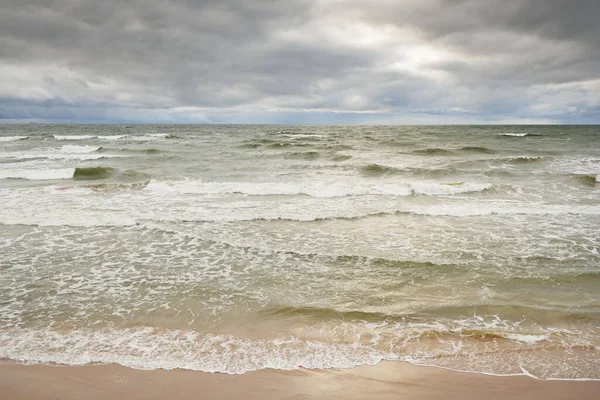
1, 0, 599, 123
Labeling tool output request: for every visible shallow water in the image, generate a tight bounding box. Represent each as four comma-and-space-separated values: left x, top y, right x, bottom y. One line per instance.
0, 124, 599, 379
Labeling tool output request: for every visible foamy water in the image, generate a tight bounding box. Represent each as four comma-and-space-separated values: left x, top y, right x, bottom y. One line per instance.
1, 124, 599, 379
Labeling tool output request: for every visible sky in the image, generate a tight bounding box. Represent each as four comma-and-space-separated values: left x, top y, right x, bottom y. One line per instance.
1, 0, 599, 124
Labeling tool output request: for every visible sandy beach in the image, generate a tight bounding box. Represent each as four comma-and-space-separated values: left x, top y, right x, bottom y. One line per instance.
1, 361, 599, 400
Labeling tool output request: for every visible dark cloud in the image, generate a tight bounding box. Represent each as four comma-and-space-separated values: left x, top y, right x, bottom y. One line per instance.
0, 0, 598, 123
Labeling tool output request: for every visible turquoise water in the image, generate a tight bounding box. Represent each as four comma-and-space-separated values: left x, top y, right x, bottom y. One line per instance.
0, 124, 599, 378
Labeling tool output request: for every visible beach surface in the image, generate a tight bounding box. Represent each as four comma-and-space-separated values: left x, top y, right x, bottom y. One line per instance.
1, 361, 599, 400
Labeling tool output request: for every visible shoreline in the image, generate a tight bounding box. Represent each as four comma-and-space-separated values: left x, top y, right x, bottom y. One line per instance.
2, 360, 600, 400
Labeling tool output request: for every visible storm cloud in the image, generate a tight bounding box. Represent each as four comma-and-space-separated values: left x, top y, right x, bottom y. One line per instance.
1, 0, 599, 123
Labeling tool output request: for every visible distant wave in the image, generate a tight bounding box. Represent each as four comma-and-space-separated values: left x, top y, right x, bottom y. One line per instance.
241, 138, 314, 149
53, 134, 176, 141
54, 135, 96, 140
411, 148, 454, 156
330, 154, 352, 162
96, 135, 127, 140
283, 151, 321, 161
127, 133, 178, 141
144, 179, 493, 198
97, 147, 165, 154
458, 146, 495, 154
500, 133, 528, 137
267, 142, 312, 148
410, 147, 496, 156
0, 135, 29, 142
1, 145, 123, 162
503, 156, 548, 164
499, 133, 543, 137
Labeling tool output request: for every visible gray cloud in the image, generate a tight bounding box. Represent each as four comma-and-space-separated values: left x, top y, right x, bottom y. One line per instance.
0, 0, 598, 123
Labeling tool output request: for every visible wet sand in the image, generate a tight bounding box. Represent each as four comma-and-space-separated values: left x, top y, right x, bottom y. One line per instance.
1, 361, 599, 400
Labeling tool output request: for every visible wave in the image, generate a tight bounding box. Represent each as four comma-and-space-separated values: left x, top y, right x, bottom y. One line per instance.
0, 166, 145, 181
96, 135, 127, 140
572, 174, 598, 186
60, 145, 100, 154
71, 167, 147, 181
504, 156, 547, 164
411, 148, 454, 156
0, 327, 397, 374
262, 303, 597, 326
0, 321, 595, 378
458, 146, 495, 154
72, 166, 117, 180
0, 168, 75, 180
0, 136, 28, 142
1, 145, 122, 162
240, 138, 313, 148
360, 163, 401, 176
499, 133, 544, 137
283, 151, 320, 161
240, 143, 261, 148
53, 134, 175, 142
267, 142, 312, 148
330, 155, 352, 162
1, 152, 115, 161
54, 135, 96, 140
79, 181, 150, 190
144, 180, 493, 198
126, 133, 178, 141
410, 147, 494, 156
97, 147, 164, 154
500, 133, 528, 137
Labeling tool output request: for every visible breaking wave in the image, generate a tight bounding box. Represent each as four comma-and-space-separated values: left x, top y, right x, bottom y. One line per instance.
500, 133, 529, 137
144, 179, 493, 198
0, 136, 29, 142
60, 145, 100, 153
0, 168, 75, 180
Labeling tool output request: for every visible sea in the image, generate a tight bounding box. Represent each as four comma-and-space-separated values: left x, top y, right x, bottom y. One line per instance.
0, 124, 599, 380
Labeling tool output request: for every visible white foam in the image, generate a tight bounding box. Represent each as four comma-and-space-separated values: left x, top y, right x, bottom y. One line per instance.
0, 136, 28, 142
500, 133, 528, 137
0, 325, 595, 379
503, 333, 548, 344
60, 145, 100, 154
0, 328, 390, 374
0, 168, 74, 180
54, 135, 96, 140
96, 135, 127, 140
144, 180, 492, 198
127, 134, 170, 141
2, 151, 108, 161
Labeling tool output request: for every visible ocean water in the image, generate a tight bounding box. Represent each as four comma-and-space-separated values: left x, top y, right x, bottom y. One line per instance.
0, 124, 599, 379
